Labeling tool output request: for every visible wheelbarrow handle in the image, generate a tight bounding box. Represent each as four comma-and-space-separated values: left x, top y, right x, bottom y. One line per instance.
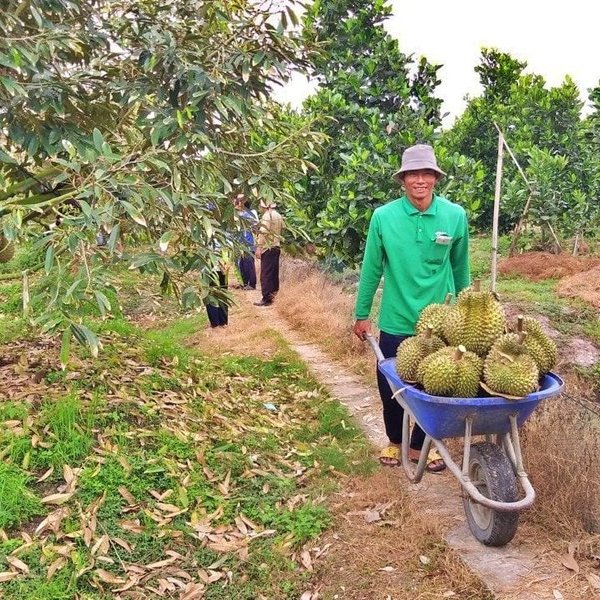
364, 333, 385, 362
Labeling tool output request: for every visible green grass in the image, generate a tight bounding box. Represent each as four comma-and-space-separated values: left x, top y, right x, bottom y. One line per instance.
0, 242, 45, 275
33, 394, 95, 469
143, 315, 204, 367
0, 264, 381, 597
0, 400, 28, 421
0, 463, 43, 529
583, 317, 600, 347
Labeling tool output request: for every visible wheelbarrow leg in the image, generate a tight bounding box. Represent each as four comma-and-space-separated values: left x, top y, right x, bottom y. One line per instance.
400, 410, 432, 483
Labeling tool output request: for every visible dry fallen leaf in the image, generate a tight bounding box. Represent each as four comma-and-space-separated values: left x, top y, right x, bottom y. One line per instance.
95, 568, 127, 585
6, 556, 29, 573
419, 555, 431, 565
364, 509, 381, 523
118, 519, 144, 534
587, 573, 600, 590
91, 534, 110, 557
63, 464, 75, 485
37, 467, 54, 483
111, 537, 132, 553
0, 572, 19, 582
300, 550, 313, 571
41, 492, 73, 505
553, 590, 564, 600
561, 553, 579, 574
46, 557, 67, 580
378, 566, 395, 572
180, 582, 206, 600
118, 486, 137, 506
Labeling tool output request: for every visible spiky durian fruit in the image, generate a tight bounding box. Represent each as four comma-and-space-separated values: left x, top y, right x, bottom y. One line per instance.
0, 234, 14, 263
417, 345, 483, 397
483, 332, 540, 398
442, 280, 506, 356
510, 315, 557, 375
396, 325, 445, 382
415, 293, 453, 338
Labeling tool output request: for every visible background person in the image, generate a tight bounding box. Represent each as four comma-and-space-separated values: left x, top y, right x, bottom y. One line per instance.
254, 199, 284, 307
352, 144, 471, 471
235, 194, 258, 290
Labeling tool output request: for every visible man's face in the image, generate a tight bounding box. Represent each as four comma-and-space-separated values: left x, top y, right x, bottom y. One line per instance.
402, 169, 438, 202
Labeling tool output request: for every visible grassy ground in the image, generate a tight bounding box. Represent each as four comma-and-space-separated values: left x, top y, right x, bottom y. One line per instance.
0, 243, 496, 599
0, 263, 379, 598
3, 236, 600, 598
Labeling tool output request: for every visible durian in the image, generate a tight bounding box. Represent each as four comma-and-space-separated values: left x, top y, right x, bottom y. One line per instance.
415, 293, 453, 338
417, 344, 483, 397
483, 332, 539, 398
511, 315, 557, 375
396, 325, 445, 382
442, 280, 506, 356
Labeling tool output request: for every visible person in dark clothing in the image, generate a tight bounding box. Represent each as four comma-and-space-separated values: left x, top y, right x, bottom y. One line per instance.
254, 200, 284, 307
205, 269, 228, 327
235, 196, 258, 290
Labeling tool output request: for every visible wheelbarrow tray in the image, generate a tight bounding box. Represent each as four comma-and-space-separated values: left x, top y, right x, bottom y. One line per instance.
378, 358, 564, 439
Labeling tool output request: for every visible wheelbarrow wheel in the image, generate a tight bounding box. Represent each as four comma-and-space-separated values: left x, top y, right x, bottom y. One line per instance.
463, 442, 519, 547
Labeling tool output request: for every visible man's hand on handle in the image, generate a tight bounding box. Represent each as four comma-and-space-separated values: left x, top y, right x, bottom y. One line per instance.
353, 319, 372, 340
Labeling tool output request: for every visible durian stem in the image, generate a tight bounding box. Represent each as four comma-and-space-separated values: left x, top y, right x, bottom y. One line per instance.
444, 292, 452, 305
517, 315, 524, 333
425, 325, 433, 338
472, 279, 481, 292
455, 345, 466, 360
518, 331, 527, 344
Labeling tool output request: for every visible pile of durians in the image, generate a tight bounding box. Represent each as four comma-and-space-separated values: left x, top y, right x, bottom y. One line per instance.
396, 281, 557, 399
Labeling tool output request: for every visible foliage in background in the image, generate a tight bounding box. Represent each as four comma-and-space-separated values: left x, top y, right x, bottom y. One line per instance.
441, 48, 600, 247
289, 0, 444, 267
0, 0, 323, 355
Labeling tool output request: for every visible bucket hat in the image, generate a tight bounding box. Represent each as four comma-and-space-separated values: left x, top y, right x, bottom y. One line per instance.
393, 144, 445, 182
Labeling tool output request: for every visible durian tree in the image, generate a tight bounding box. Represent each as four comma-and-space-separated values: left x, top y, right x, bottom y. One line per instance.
0, 0, 322, 357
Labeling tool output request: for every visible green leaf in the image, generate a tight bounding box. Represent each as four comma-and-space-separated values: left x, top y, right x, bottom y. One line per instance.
241, 63, 250, 83
61, 139, 77, 157
0, 76, 26, 96
159, 231, 173, 252
94, 291, 112, 316
107, 224, 121, 254
121, 201, 147, 227
71, 323, 100, 358
92, 128, 104, 152
44, 245, 55, 274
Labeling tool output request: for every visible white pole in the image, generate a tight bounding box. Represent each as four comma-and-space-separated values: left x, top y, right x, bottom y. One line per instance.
491, 128, 504, 292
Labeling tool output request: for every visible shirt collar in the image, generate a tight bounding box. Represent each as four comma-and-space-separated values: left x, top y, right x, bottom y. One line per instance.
401, 195, 439, 216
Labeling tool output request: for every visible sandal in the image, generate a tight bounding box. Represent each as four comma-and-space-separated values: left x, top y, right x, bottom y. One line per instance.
409, 448, 446, 473
379, 445, 401, 467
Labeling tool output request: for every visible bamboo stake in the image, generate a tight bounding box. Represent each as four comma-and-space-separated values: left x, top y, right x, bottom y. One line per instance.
491, 129, 504, 293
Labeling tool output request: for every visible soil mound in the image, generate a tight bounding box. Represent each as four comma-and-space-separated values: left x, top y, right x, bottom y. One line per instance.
557, 265, 600, 308
498, 252, 600, 281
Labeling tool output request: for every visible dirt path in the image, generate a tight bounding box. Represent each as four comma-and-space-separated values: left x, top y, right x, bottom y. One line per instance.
196, 290, 590, 600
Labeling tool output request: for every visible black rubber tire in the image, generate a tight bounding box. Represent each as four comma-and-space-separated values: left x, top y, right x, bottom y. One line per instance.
463, 441, 519, 547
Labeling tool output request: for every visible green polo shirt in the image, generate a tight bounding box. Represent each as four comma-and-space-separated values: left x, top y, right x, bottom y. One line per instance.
354, 195, 470, 335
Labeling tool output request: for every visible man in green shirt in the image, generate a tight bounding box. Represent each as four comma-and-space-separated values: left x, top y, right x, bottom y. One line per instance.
353, 144, 470, 470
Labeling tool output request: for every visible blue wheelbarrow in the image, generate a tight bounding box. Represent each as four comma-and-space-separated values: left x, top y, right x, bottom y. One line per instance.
365, 334, 565, 546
